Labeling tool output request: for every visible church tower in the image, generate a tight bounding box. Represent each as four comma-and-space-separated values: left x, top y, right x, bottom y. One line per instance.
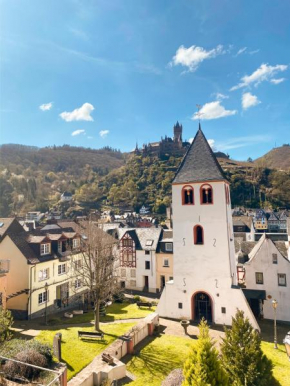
157, 125, 259, 329
173, 121, 182, 142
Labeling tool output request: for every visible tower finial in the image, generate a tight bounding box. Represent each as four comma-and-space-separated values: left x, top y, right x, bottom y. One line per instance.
196, 104, 203, 125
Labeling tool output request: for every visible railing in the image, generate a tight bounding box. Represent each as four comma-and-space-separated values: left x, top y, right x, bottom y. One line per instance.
0, 260, 10, 274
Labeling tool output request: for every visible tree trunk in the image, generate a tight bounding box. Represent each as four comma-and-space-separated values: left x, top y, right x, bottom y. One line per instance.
94, 300, 100, 331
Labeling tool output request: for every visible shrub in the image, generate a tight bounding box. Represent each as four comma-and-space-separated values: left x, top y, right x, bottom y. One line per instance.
0, 339, 53, 365
113, 292, 125, 303
183, 319, 228, 386
0, 307, 13, 342
133, 295, 141, 303
221, 310, 272, 386
3, 349, 47, 380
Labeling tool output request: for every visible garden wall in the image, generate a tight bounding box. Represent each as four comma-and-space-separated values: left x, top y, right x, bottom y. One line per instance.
68, 312, 159, 386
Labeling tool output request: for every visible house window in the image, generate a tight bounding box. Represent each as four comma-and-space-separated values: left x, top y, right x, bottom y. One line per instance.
38, 290, 48, 305
123, 239, 133, 247
38, 268, 49, 281
165, 243, 173, 252
272, 254, 278, 264
278, 274, 286, 287
178, 302, 183, 309
73, 238, 79, 249
255, 272, 264, 284
146, 240, 153, 246
194, 225, 204, 245
145, 261, 150, 270
182, 185, 194, 205
130, 280, 136, 287
40, 243, 50, 256
74, 259, 82, 269
145, 250, 150, 255
58, 264, 66, 275
75, 279, 82, 289
221, 307, 226, 314
130, 269, 136, 278
121, 269, 126, 277
169, 276, 173, 281
163, 259, 169, 267
200, 184, 213, 204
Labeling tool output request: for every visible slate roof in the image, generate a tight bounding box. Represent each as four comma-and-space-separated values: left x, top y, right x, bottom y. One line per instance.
0, 218, 24, 240
273, 241, 288, 258
173, 125, 227, 184
8, 232, 41, 264
268, 212, 279, 221
117, 227, 162, 251
234, 240, 257, 255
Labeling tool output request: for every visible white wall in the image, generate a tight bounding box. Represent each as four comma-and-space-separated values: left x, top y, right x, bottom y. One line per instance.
136, 250, 157, 292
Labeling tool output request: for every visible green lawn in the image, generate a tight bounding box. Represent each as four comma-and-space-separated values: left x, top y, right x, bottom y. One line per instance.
49, 302, 156, 325
36, 322, 135, 380
123, 335, 290, 386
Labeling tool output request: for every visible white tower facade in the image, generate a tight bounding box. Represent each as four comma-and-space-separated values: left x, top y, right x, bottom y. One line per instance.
157, 126, 259, 329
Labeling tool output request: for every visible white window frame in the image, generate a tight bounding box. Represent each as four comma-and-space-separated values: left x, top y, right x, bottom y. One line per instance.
163, 259, 169, 267
75, 278, 82, 289
272, 254, 278, 264
38, 268, 49, 281
165, 243, 173, 252
38, 290, 49, 305
278, 273, 286, 287
40, 243, 50, 256
73, 238, 79, 249
58, 263, 66, 275
255, 272, 264, 285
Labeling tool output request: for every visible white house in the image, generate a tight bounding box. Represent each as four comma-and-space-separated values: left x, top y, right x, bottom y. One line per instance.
236, 234, 290, 322
118, 227, 162, 293
157, 125, 259, 330
61, 192, 73, 202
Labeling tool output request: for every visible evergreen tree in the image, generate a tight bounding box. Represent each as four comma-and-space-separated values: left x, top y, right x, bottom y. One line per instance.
221, 310, 272, 386
183, 319, 228, 386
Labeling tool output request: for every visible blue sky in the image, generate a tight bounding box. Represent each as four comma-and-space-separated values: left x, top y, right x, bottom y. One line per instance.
1, 0, 289, 160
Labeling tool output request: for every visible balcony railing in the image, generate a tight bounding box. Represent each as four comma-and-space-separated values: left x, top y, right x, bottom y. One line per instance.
0, 260, 10, 274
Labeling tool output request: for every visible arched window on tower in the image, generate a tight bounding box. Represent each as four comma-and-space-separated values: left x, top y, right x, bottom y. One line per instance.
194, 225, 204, 245
200, 184, 213, 204
182, 185, 194, 205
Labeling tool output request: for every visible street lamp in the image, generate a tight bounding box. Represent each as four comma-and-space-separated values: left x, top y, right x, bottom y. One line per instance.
272, 299, 278, 349
283, 331, 290, 361
45, 282, 49, 325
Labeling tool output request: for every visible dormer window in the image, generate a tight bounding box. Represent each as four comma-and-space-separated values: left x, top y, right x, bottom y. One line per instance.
194, 225, 204, 245
200, 184, 213, 204
182, 185, 194, 205
40, 243, 50, 256
73, 238, 80, 249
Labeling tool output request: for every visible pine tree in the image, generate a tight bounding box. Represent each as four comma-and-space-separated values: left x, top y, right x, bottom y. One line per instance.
221, 310, 272, 386
183, 319, 229, 386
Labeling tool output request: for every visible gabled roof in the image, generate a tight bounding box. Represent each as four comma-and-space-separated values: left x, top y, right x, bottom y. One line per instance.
0, 218, 24, 240
268, 212, 279, 221
173, 125, 226, 184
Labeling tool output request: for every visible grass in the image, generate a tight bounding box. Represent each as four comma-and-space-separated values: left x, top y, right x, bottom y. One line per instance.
123, 335, 290, 386
124, 335, 192, 386
49, 302, 156, 325
261, 341, 290, 386
36, 322, 135, 381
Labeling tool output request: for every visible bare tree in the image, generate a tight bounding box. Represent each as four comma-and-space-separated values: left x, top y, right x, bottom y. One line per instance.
71, 221, 120, 331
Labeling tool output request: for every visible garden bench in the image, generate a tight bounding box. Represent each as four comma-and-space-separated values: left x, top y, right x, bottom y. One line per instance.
78, 331, 104, 340
102, 353, 114, 365
136, 301, 152, 309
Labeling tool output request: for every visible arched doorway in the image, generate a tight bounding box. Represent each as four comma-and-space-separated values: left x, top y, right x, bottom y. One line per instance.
193, 292, 213, 322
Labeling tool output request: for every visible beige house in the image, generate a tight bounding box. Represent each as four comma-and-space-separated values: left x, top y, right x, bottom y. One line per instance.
0, 259, 10, 309
156, 230, 174, 292
0, 222, 87, 319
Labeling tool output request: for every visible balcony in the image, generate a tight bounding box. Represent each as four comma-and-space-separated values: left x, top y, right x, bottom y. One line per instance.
0, 260, 10, 274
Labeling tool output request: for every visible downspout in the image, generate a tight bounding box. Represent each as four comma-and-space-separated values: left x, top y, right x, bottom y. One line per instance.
225, 184, 234, 285
29, 265, 36, 320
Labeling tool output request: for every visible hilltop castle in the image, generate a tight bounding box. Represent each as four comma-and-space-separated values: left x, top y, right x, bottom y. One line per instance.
135, 122, 190, 157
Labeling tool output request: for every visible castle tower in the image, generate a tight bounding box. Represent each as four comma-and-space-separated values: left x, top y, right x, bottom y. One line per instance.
157, 125, 259, 329
173, 121, 182, 142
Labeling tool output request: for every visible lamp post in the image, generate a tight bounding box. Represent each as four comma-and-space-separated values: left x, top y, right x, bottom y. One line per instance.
272, 299, 278, 349
45, 282, 49, 325
283, 331, 290, 361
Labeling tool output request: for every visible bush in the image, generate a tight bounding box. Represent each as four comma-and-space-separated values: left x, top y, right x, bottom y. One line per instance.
3, 349, 47, 380
0, 307, 13, 342
113, 292, 125, 303
0, 339, 53, 365
133, 295, 141, 303
221, 310, 272, 386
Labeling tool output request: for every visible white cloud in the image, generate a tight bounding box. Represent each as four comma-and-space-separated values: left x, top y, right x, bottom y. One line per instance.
60, 103, 94, 122
235, 47, 247, 56
99, 130, 109, 138
192, 101, 237, 120
208, 139, 216, 150
169, 44, 224, 72
214, 92, 229, 101
71, 129, 85, 136
231, 63, 288, 91
215, 135, 271, 151
249, 49, 260, 55
270, 78, 286, 85
242, 92, 261, 110
39, 102, 53, 111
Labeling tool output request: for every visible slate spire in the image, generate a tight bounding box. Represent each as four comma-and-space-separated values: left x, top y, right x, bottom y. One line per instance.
173, 125, 227, 183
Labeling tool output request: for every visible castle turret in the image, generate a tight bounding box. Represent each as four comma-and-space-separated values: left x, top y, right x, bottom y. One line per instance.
173, 121, 182, 142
